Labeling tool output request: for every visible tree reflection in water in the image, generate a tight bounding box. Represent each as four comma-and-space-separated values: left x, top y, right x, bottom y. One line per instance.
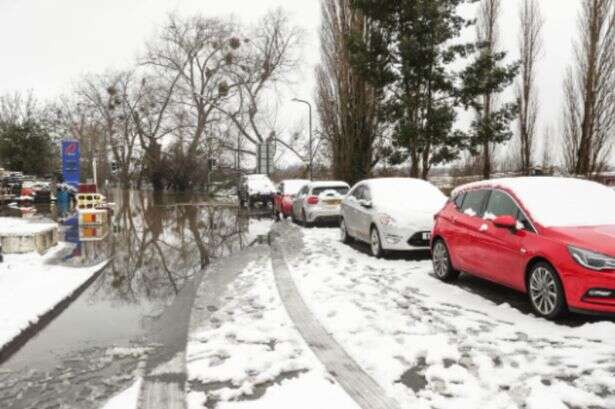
92, 190, 251, 305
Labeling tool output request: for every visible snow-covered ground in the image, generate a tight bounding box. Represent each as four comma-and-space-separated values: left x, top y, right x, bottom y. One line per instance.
285, 227, 615, 409
0, 242, 108, 350
0, 216, 57, 235
186, 254, 359, 409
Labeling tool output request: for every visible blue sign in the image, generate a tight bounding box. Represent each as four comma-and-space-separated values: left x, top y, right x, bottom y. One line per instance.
62, 140, 80, 188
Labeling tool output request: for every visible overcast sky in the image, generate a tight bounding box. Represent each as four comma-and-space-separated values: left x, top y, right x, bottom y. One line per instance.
0, 0, 582, 162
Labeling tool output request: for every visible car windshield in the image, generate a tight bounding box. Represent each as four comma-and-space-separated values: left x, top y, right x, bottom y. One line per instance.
504, 178, 615, 227
312, 186, 349, 196
369, 179, 446, 212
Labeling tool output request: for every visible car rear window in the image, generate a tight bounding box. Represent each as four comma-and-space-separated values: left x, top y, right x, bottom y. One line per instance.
312, 186, 349, 196
460, 189, 490, 217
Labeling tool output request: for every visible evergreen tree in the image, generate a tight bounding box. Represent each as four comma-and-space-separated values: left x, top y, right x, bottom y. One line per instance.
348, 0, 476, 179
0, 120, 56, 177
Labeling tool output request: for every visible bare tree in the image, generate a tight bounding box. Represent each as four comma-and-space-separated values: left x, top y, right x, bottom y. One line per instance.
516, 0, 544, 174
0, 91, 39, 131
541, 125, 554, 169
143, 13, 241, 191
316, 0, 384, 185
67, 71, 146, 188
219, 9, 303, 161
563, 0, 615, 176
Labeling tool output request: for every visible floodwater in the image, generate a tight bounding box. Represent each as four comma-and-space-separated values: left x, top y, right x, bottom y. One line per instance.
0, 189, 272, 409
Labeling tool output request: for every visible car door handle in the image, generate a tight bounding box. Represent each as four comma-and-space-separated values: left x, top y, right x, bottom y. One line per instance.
479, 223, 488, 232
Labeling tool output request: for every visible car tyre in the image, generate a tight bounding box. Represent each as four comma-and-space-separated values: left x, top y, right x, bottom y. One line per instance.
527, 262, 567, 320
340, 218, 353, 244
432, 239, 459, 282
370, 226, 384, 258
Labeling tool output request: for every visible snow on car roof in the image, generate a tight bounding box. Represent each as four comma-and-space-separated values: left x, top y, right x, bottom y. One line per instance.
453, 177, 615, 227
309, 181, 349, 188
365, 178, 447, 213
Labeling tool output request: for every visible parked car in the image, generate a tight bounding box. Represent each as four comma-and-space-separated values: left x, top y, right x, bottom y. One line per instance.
340, 178, 447, 257
273, 179, 310, 219
431, 177, 615, 319
291, 181, 350, 226
238, 174, 276, 209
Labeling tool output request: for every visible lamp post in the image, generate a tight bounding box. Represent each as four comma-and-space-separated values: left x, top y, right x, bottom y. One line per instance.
291, 98, 313, 180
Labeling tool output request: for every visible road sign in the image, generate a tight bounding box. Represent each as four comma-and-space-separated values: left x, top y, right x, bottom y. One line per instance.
62, 140, 80, 188
256, 141, 276, 175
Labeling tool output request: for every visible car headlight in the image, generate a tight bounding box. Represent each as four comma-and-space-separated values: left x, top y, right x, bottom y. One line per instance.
379, 213, 396, 226
568, 246, 615, 271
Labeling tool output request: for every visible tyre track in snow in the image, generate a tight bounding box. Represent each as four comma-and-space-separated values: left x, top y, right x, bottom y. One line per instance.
270, 226, 401, 409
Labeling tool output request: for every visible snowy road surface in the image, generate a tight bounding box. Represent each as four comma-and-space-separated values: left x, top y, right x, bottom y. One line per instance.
277, 224, 615, 409
186, 249, 359, 409
0, 242, 108, 354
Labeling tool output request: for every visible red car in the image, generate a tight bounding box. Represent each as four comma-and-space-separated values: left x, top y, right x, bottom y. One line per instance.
273, 179, 310, 219
431, 177, 615, 319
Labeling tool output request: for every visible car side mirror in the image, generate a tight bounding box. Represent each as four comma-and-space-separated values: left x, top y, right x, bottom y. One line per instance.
493, 215, 517, 230
358, 199, 372, 209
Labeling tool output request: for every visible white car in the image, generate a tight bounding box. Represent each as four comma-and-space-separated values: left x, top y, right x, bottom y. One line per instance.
239, 174, 276, 208
340, 178, 447, 257
291, 181, 350, 226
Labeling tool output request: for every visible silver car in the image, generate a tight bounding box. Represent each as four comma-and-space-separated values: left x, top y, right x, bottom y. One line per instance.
291, 181, 350, 226
340, 178, 447, 257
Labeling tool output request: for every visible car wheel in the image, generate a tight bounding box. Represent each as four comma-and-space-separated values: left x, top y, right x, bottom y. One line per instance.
340, 218, 353, 244
528, 262, 566, 319
370, 227, 384, 258
432, 239, 459, 282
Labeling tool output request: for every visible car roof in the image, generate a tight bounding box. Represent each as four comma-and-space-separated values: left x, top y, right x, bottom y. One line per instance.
361, 177, 435, 187
281, 179, 310, 184
451, 177, 594, 197
309, 181, 349, 188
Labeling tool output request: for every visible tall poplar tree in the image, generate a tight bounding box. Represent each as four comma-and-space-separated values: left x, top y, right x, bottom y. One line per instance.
459, 0, 519, 179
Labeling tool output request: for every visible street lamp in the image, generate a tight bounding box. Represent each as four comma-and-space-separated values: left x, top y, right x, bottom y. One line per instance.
291, 98, 313, 180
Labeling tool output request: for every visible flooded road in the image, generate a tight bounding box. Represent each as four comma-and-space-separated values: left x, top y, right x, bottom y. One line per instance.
0, 190, 272, 409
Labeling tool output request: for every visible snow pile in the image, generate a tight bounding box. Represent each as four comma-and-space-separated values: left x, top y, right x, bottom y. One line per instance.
0, 242, 108, 350
286, 227, 615, 409
101, 377, 143, 409
453, 177, 615, 227
248, 218, 273, 240
0, 217, 57, 236
186, 256, 358, 409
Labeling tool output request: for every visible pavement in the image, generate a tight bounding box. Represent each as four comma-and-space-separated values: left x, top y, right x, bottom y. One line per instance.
270, 225, 402, 409
138, 245, 267, 409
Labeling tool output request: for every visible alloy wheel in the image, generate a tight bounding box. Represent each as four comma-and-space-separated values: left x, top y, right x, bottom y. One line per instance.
529, 267, 559, 316
432, 241, 449, 279
370, 228, 381, 257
